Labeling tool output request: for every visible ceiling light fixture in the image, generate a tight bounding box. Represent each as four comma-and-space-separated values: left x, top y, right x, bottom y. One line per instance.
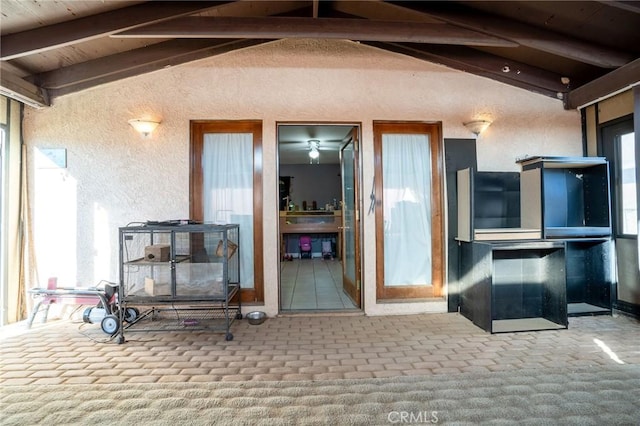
128, 118, 161, 138
463, 120, 492, 137
308, 140, 320, 161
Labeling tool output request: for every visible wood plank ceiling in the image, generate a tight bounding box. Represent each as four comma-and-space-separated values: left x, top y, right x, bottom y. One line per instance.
1, 0, 639, 109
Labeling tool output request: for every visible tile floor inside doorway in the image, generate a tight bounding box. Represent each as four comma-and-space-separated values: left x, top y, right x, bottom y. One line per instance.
280, 258, 357, 310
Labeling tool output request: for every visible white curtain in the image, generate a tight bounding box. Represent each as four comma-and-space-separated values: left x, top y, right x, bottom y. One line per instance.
202, 133, 254, 288
382, 134, 432, 286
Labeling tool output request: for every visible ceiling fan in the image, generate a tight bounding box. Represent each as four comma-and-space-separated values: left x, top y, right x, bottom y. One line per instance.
278, 138, 342, 165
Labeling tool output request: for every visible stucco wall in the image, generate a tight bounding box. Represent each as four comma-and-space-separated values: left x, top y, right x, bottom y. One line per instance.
23, 39, 582, 317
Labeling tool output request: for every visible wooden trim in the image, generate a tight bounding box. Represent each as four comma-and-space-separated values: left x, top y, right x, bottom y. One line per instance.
189, 120, 264, 303
373, 121, 445, 300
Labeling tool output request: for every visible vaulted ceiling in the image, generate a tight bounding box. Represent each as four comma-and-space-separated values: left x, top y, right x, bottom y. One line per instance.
1, 1, 639, 110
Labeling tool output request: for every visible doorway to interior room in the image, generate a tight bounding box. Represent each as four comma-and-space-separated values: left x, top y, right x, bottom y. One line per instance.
277, 123, 362, 312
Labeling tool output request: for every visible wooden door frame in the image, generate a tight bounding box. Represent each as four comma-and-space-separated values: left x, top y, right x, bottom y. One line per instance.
276, 121, 363, 311
373, 121, 445, 300
190, 120, 264, 303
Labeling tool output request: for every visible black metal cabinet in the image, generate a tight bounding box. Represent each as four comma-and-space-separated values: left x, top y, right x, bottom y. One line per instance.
117, 223, 241, 343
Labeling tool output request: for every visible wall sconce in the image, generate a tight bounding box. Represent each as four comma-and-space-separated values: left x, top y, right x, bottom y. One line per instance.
128, 118, 161, 138
463, 120, 492, 137
308, 140, 320, 163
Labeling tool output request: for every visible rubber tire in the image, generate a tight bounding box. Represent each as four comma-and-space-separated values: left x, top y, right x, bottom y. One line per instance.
124, 307, 140, 323
101, 314, 119, 335
225, 333, 234, 341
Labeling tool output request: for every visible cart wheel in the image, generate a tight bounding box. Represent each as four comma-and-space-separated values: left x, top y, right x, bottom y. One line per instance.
225, 333, 234, 341
101, 314, 119, 335
235, 312, 243, 320
123, 307, 140, 323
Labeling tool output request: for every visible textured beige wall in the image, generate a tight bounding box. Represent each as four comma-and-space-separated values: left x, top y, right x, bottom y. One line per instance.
23, 39, 582, 316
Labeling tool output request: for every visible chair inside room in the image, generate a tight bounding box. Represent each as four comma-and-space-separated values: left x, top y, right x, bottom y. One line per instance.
299, 235, 312, 259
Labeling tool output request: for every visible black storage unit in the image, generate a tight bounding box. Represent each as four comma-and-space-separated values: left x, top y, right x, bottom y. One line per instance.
518, 156, 611, 239
459, 241, 567, 333
516, 156, 614, 316
456, 157, 614, 331
457, 168, 540, 242
566, 240, 614, 316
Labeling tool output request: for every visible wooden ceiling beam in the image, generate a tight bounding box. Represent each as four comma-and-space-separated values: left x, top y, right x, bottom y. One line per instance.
566, 58, 640, 109
112, 16, 518, 47
40, 39, 269, 100
0, 1, 230, 60
393, 2, 633, 68
363, 41, 567, 100
596, 1, 640, 14
331, 0, 443, 23
31, 39, 235, 89
0, 66, 49, 108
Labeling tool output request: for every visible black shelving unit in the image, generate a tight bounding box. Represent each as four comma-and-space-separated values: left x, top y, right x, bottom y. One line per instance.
457, 167, 540, 242
566, 240, 614, 316
117, 223, 241, 343
457, 157, 614, 332
518, 156, 611, 239
518, 156, 614, 316
459, 241, 567, 333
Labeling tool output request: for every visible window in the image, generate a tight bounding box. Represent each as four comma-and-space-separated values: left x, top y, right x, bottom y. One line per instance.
601, 118, 637, 238
619, 132, 637, 235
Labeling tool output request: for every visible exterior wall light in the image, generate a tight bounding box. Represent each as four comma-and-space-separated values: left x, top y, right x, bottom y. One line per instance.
463, 120, 492, 137
128, 119, 161, 138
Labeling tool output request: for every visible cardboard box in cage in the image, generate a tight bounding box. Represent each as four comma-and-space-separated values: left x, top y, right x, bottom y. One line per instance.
215, 240, 238, 259
144, 244, 170, 262
144, 277, 171, 296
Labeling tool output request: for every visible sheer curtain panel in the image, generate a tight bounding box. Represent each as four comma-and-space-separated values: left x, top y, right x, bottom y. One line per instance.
202, 133, 254, 288
382, 134, 432, 286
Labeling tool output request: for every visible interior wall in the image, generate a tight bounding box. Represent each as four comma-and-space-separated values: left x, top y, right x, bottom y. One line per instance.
585, 89, 634, 156
21, 39, 582, 317
279, 164, 341, 211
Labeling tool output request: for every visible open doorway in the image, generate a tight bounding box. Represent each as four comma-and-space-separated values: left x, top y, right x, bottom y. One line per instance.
277, 123, 362, 312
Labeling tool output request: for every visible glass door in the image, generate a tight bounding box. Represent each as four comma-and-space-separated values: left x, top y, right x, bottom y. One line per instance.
340, 129, 361, 306
600, 117, 639, 309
